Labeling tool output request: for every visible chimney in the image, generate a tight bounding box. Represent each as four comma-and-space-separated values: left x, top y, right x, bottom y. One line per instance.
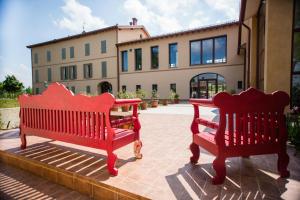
132, 18, 137, 26
129, 22, 133, 26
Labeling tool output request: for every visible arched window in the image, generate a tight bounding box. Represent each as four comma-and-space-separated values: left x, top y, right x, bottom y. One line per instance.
190, 73, 226, 98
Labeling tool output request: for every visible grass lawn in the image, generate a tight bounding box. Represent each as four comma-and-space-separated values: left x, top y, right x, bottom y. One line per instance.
0, 99, 19, 108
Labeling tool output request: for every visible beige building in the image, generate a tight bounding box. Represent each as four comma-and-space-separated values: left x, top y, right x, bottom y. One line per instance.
118, 22, 244, 99
27, 21, 244, 100
240, 0, 299, 108
27, 20, 149, 97
27, 0, 298, 106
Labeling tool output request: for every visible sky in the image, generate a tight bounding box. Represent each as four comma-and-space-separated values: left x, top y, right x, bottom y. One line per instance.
0, 0, 240, 87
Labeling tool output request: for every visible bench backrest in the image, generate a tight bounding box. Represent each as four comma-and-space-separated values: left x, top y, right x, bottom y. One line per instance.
212, 88, 289, 147
19, 82, 115, 140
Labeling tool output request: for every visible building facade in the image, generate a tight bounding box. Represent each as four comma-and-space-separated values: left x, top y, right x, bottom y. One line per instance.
27, 22, 149, 96
28, 21, 244, 100
240, 0, 299, 108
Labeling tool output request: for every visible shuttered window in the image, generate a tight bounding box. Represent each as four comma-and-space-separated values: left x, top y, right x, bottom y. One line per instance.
61, 48, 66, 60
101, 61, 107, 78
101, 40, 106, 53
85, 43, 90, 56
47, 68, 52, 82
83, 63, 93, 78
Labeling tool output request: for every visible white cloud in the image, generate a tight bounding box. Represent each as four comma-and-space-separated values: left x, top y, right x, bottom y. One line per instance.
54, 0, 106, 33
123, 0, 239, 35
204, 0, 240, 20
1, 63, 32, 87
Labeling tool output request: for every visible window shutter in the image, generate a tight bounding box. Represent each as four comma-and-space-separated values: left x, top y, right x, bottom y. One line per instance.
60, 67, 64, 80
90, 64, 93, 78
102, 62, 107, 78
83, 65, 86, 78
74, 66, 77, 79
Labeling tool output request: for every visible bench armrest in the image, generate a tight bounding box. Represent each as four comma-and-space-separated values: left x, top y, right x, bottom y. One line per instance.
114, 98, 142, 106
189, 98, 215, 107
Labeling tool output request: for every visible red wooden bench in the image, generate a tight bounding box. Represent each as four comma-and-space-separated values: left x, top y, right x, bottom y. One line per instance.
18, 82, 142, 176
189, 88, 290, 184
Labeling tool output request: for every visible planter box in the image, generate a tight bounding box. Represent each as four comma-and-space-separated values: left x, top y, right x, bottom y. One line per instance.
0, 107, 20, 129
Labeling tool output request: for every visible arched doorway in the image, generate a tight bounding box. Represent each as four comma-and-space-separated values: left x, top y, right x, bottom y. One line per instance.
190, 73, 226, 98
98, 81, 112, 94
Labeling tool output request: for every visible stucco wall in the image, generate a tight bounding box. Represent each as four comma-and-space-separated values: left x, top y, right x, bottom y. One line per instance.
119, 24, 244, 99
264, 0, 293, 94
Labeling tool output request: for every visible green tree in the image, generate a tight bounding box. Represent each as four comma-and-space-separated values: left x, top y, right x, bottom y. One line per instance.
2, 75, 24, 93
0, 82, 3, 94
24, 87, 32, 94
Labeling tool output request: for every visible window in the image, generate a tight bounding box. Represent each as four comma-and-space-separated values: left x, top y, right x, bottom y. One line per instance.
86, 86, 91, 94
46, 51, 51, 62
101, 40, 106, 53
135, 48, 142, 70
34, 53, 38, 64
69, 65, 77, 80
214, 37, 227, 63
35, 69, 39, 83
35, 88, 40, 94
83, 63, 93, 78
190, 36, 226, 65
47, 68, 52, 82
136, 85, 141, 91
170, 83, 176, 93
61, 48, 66, 60
237, 81, 243, 89
60, 67, 69, 80
291, 0, 300, 107
122, 85, 126, 92
121, 51, 128, 72
101, 61, 107, 78
202, 39, 213, 64
169, 43, 178, 67
34, 69, 39, 83
152, 84, 158, 91
70, 47, 74, 58
190, 41, 201, 65
85, 43, 90, 56
71, 86, 75, 93
151, 46, 159, 69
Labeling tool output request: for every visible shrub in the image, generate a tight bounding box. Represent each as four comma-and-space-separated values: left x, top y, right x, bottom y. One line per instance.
136, 89, 147, 100
287, 107, 300, 151
151, 90, 159, 100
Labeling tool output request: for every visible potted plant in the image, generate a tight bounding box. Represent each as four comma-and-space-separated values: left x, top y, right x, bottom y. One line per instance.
287, 106, 300, 152
174, 93, 180, 104
169, 90, 176, 104
117, 91, 130, 112
151, 90, 159, 108
136, 89, 147, 110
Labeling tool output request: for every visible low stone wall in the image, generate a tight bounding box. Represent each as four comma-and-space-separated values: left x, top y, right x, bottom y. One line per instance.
0, 107, 20, 129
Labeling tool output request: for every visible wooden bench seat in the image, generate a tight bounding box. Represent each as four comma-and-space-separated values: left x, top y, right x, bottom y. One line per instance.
19, 82, 143, 176
189, 88, 290, 184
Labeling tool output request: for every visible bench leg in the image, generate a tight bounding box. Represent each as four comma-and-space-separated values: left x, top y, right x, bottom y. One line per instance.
212, 155, 226, 185
20, 128, 27, 149
107, 151, 118, 176
190, 143, 199, 164
278, 151, 290, 178
134, 140, 142, 159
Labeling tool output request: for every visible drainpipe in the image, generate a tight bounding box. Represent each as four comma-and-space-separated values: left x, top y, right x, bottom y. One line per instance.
242, 23, 251, 89
116, 27, 120, 92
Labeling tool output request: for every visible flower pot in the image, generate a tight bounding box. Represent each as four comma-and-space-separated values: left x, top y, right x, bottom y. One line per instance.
111, 106, 118, 111
121, 105, 130, 112
162, 99, 168, 106
140, 101, 147, 110
151, 99, 159, 108
174, 99, 179, 104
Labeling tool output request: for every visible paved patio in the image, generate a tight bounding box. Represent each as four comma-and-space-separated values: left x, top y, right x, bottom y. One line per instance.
0, 104, 300, 199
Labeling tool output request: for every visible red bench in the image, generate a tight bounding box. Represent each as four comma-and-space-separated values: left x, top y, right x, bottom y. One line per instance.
189, 88, 290, 184
18, 82, 142, 176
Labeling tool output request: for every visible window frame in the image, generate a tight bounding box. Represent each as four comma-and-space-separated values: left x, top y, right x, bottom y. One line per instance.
122, 85, 126, 92
169, 43, 178, 68
70, 46, 74, 58
136, 85, 141, 91
101, 61, 107, 78
101, 40, 107, 54
83, 63, 93, 79
61, 48, 66, 60
151, 46, 159, 69
47, 68, 52, 82
46, 51, 51, 62
135, 48, 142, 71
121, 50, 128, 72
85, 43, 90, 56
170, 83, 176, 93
189, 35, 227, 66
152, 84, 158, 92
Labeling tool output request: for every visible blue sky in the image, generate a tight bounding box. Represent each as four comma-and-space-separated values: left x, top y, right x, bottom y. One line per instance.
0, 0, 240, 87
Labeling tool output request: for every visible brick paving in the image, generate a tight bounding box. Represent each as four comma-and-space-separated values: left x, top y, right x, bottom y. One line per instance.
0, 104, 300, 199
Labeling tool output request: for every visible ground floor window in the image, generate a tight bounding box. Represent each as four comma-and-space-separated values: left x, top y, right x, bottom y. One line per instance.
170, 83, 176, 93
190, 73, 226, 98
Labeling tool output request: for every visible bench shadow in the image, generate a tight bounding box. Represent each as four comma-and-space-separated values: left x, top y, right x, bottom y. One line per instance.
166, 152, 298, 200
0, 129, 20, 139
4, 132, 137, 181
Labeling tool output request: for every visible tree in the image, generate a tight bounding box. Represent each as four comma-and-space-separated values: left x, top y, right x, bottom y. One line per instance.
24, 87, 32, 94
2, 75, 24, 93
